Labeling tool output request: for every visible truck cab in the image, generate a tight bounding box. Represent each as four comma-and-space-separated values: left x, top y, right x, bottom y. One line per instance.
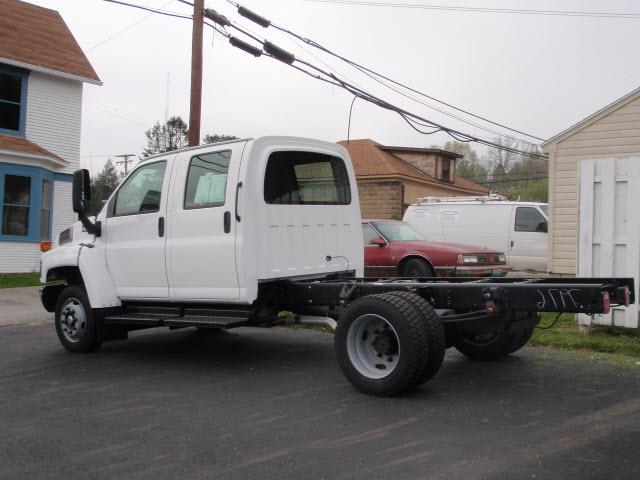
41, 136, 363, 309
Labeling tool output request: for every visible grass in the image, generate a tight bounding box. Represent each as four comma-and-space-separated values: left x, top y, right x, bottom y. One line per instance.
0, 272, 43, 289
530, 313, 640, 357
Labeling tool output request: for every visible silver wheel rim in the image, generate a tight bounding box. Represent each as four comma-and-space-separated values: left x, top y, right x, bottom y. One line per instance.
59, 298, 87, 343
346, 314, 400, 379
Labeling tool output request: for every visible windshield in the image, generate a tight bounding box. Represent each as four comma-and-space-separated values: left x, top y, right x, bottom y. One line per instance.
540, 205, 548, 216
373, 221, 426, 242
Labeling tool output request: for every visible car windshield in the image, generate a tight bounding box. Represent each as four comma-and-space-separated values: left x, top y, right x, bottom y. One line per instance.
540, 205, 548, 216
373, 221, 426, 242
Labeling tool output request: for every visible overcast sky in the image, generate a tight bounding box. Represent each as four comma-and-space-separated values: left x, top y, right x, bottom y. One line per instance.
28, 0, 640, 175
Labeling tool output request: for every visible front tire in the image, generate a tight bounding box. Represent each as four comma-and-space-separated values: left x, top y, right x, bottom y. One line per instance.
401, 258, 435, 278
54, 285, 102, 353
335, 294, 430, 396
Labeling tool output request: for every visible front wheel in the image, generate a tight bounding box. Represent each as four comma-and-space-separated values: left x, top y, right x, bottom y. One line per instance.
335, 294, 430, 396
54, 285, 102, 353
401, 258, 435, 278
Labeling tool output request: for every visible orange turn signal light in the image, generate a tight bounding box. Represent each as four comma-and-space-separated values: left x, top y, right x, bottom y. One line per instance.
40, 241, 52, 252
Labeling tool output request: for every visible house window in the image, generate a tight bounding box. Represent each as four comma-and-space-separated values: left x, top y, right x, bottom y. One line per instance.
0, 67, 27, 136
40, 180, 52, 239
440, 158, 451, 181
2, 174, 31, 236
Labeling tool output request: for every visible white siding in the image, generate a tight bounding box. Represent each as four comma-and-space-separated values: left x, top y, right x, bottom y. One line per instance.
52, 180, 74, 240
0, 243, 40, 273
25, 71, 83, 173
545, 94, 640, 274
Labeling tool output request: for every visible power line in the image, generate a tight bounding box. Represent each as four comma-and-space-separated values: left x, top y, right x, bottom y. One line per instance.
474, 175, 548, 185
89, 0, 177, 52
225, 0, 545, 144
302, 0, 640, 19
103, 0, 547, 159
99, 0, 192, 19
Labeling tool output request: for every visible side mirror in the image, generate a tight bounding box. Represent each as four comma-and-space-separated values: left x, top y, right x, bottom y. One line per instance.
72, 169, 101, 237
371, 237, 387, 247
72, 169, 91, 213
536, 221, 548, 233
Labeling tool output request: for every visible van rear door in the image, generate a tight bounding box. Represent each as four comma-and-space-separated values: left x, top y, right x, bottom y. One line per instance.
167, 142, 246, 300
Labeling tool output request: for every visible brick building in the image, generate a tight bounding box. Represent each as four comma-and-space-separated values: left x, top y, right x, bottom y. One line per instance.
339, 139, 488, 219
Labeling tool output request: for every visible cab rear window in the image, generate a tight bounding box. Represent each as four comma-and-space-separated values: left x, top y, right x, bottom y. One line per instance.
264, 151, 351, 205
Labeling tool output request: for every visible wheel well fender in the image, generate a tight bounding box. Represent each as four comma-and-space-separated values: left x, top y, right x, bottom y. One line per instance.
397, 255, 435, 275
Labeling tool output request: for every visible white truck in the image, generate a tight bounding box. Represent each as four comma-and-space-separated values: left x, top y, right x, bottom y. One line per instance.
404, 196, 549, 271
40, 137, 633, 396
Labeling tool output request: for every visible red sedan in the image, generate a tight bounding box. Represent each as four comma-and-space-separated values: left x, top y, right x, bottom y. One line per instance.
362, 220, 510, 278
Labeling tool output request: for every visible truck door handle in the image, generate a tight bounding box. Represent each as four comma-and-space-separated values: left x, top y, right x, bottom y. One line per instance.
235, 182, 242, 222
510, 240, 514, 248
158, 216, 165, 237
224, 211, 231, 233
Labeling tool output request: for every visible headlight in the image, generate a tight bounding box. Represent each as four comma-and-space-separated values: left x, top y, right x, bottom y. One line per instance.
458, 254, 480, 264
59, 227, 73, 245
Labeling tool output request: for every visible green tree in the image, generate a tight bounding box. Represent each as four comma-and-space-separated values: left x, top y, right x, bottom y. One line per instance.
441, 140, 488, 184
89, 159, 120, 215
203, 134, 238, 144
142, 116, 189, 157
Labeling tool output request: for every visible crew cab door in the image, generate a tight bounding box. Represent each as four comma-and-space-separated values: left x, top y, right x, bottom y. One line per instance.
509, 206, 548, 271
105, 159, 172, 299
167, 144, 244, 300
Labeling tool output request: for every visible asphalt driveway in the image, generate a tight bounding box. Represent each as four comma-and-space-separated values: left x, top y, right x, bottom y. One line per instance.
1, 321, 639, 480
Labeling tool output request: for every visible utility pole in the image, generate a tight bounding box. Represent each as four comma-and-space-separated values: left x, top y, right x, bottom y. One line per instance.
115, 154, 135, 176
188, 0, 204, 147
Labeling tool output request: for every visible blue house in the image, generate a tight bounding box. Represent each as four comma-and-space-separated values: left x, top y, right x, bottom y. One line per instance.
0, 0, 101, 272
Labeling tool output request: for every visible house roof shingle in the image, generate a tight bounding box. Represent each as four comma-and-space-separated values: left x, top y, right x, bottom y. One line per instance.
0, 133, 64, 162
0, 0, 100, 84
338, 139, 488, 195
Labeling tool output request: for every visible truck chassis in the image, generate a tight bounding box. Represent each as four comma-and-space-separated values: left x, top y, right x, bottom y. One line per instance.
42, 275, 633, 396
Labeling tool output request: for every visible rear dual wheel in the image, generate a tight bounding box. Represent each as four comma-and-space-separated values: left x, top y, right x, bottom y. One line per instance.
335, 292, 445, 396
453, 315, 536, 361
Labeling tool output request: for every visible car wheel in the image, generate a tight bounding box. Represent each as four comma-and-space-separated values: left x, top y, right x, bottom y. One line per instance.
54, 285, 102, 353
401, 258, 435, 278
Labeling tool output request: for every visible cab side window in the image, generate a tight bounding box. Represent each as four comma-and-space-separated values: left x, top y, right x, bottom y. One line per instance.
113, 161, 166, 216
184, 151, 231, 209
515, 207, 547, 232
362, 223, 380, 245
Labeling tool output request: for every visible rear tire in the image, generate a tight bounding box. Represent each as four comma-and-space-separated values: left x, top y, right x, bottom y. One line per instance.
453, 331, 511, 361
54, 285, 102, 353
381, 291, 446, 385
401, 258, 435, 278
335, 294, 430, 396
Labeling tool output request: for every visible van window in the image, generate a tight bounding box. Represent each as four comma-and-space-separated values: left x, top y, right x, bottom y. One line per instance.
184, 151, 231, 209
113, 161, 166, 216
264, 151, 351, 205
515, 207, 547, 232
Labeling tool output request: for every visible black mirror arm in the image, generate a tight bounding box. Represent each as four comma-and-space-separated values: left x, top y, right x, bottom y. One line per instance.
78, 211, 101, 237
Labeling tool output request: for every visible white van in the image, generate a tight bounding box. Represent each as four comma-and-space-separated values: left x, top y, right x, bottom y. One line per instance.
403, 196, 548, 271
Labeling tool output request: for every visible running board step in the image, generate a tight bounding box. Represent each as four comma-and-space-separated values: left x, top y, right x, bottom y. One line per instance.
104, 307, 252, 329
164, 316, 249, 328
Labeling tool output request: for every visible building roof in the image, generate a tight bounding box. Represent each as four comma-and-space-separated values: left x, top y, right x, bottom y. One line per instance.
0, 134, 65, 164
379, 145, 464, 159
338, 139, 488, 195
0, 0, 100, 84
542, 85, 640, 149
